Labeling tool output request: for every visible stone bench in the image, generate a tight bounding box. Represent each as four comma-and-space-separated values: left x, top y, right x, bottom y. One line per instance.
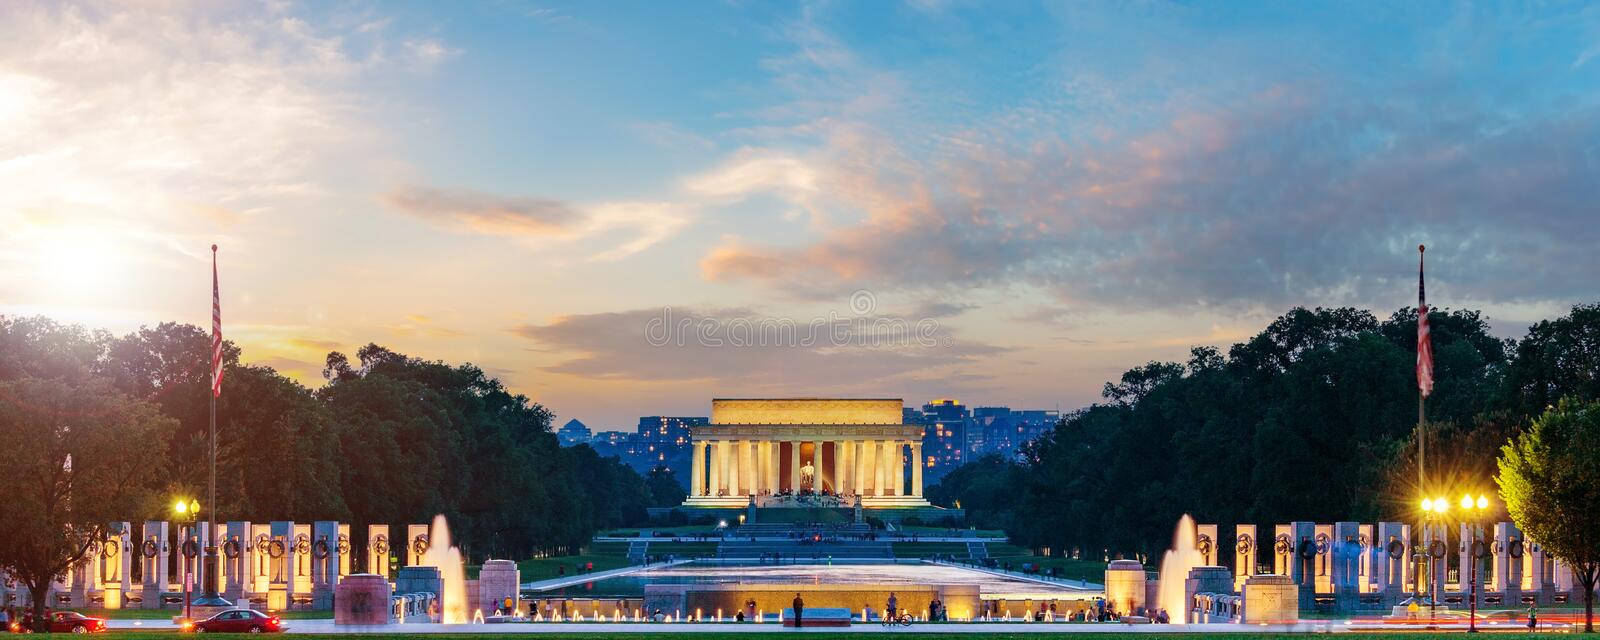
784, 607, 852, 627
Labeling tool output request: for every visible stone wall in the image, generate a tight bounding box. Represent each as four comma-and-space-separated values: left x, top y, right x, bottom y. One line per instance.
710, 399, 903, 425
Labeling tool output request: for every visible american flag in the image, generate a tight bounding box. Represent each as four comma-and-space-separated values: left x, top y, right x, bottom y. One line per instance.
1416, 245, 1433, 397
211, 244, 224, 398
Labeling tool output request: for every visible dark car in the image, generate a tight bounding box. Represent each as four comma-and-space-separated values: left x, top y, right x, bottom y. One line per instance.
190, 609, 285, 633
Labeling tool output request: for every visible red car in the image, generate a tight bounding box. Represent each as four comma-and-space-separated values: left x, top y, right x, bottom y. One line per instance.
190, 609, 285, 633
20, 611, 109, 633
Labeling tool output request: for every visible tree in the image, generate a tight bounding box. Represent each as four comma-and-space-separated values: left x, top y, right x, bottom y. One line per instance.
1501, 303, 1600, 417
1496, 399, 1600, 632
0, 377, 173, 630
644, 465, 687, 508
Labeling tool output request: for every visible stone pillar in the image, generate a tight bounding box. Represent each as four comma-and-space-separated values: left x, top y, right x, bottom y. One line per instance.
224, 520, 252, 603
892, 441, 905, 496
269, 521, 296, 611
1493, 522, 1521, 599
789, 440, 801, 491
1289, 521, 1316, 609
861, 440, 877, 495
838, 441, 851, 496
728, 439, 741, 496
768, 441, 780, 494
405, 524, 429, 566
1357, 523, 1374, 594
811, 440, 824, 490
911, 442, 923, 497
1196, 523, 1219, 567
1375, 522, 1407, 603
690, 441, 705, 497
883, 441, 896, 496
312, 521, 339, 608
1331, 521, 1360, 608
250, 523, 272, 596
709, 440, 722, 496
853, 440, 865, 494
366, 524, 390, 580
100, 522, 131, 609
1234, 524, 1257, 591
746, 440, 758, 495
476, 559, 520, 616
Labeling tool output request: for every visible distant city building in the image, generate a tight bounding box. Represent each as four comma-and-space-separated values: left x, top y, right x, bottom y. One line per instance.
908, 400, 1060, 480
556, 418, 592, 446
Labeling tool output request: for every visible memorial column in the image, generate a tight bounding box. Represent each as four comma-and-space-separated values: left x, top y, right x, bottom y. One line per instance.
743, 441, 756, 495
854, 440, 866, 495
838, 441, 851, 496
728, 439, 741, 496
911, 442, 923, 497
811, 440, 824, 489
892, 440, 905, 496
708, 440, 721, 496
865, 440, 879, 495
789, 441, 801, 492
755, 441, 768, 494
690, 441, 705, 496
769, 441, 780, 493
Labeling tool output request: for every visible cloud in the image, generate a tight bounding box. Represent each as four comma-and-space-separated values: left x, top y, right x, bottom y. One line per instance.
509, 306, 1002, 388
288, 337, 342, 351
691, 9, 1600, 313
382, 183, 691, 261
383, 184, 584, 236
404, 38, 459, 68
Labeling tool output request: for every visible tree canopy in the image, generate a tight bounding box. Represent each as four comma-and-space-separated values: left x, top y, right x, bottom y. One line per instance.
0, 315, 653, 566
1496, 399, 1600, 632
930, 303, 1598, 562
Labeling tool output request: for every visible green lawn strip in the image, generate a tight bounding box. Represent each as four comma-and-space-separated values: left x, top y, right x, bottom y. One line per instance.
515, 554, 638, 581
70, 633, 1577, 640
891, 541, 974, 558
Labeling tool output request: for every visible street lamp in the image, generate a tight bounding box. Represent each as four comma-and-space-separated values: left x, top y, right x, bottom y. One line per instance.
1460, 493, 1491, 633
1419, 496, 1448, 620
174, 499, 199, 621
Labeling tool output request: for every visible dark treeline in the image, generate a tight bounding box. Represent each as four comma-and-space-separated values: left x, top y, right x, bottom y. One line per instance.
0, 316, 661, 561
930, 303, 1600, 561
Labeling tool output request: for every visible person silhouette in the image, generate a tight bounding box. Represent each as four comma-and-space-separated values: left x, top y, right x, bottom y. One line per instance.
792, 593, 805, 628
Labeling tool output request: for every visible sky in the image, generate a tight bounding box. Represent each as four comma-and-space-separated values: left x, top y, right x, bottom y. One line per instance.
2, 0, 1598, 430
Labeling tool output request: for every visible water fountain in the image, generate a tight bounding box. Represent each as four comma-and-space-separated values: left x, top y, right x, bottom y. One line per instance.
1157, 514, 1204, 623
419, 514, 468, 623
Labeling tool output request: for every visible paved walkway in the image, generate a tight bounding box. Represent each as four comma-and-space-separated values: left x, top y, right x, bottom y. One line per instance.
924, 559, 1104, 591
522, 558, 693, 591
277, 620, 1346, 634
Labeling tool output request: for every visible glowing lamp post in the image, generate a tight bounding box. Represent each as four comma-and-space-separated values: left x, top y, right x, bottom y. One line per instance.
1460, 494, 1490, 633
175, 499, 200, 622
1419, 496, 1449, 619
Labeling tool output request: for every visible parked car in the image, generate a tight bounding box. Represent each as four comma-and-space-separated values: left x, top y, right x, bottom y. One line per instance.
189, 609, 285, 633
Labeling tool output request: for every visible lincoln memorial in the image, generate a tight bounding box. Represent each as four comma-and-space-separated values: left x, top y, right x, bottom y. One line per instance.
682, 398, 931, 509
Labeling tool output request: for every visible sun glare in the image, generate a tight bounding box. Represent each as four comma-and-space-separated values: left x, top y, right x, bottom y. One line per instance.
23, 229, 127, 301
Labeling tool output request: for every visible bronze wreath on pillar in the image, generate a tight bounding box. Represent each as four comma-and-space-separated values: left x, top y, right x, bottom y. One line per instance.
181, 539, 199, 559
294, 534, 310, 555
313, 539, 331, 560
1428, 539, 1447, 559
223, 539, 242, 559
1386, 539, 1405, 559
1509, 539, 1524, 558
101, 539, 119, 559
336, 534, 351, 555
143, 539, 159, 558
1297, 538, 1317, 560
412, 535, 430, 556
267, 539, 286, 559
372, 535, 390, 556
1236, 535, 1254, 556
1274, 534, 1292, 555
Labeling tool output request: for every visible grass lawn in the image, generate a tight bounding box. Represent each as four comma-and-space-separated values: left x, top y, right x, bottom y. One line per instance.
66, 633, 1577, 640
981, 543, 1107, 583
897, 525, 1007, 538
515, 554, 637, 581
600, 525, 720, 537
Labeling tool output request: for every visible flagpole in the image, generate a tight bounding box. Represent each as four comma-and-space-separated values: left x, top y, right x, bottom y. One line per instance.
1416, 244, 1427, 602
199, 244, 227, 606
